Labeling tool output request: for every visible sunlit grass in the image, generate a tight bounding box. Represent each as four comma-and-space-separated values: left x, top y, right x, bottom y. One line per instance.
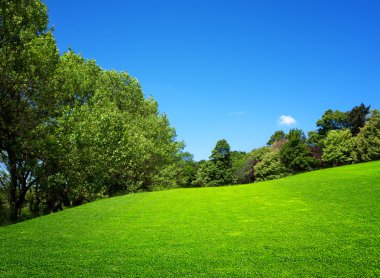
1, 161, 379, 277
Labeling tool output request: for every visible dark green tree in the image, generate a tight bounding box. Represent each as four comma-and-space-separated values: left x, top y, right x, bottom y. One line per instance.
280, 129, 317, 173
316, 109, 349, 136
194, 139, 236, 186
348, 103, 370, 136
230, 151, 247, 184
210, 139, 232, 168
176, 152, 199, 187
0, 0, 59, 220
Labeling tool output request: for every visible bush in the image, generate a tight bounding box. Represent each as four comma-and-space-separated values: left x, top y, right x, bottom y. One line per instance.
353, 110, 380, 162
322, 129, 354, 166
254, 151, 288, 181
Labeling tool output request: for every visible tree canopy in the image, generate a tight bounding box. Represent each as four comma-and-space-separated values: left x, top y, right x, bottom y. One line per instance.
0, 1, 182, 221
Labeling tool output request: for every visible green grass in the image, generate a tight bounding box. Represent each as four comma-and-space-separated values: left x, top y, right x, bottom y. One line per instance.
1, 162, 379, 277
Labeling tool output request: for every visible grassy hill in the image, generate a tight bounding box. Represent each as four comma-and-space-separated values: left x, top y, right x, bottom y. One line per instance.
1, 161, 379, 277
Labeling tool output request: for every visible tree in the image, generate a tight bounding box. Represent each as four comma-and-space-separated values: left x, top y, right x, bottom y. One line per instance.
192, 160, 220, 187
353, 110, 380, 162
45, 57, 183, 201
230, 151, 248, 184
316, 109, 349, 136
267, 130, 286, 146
210, 139, 232, 168
253, 150, 287, 181
241, 147, 271, 183
193, 139, 236, 187
348, 103, 370, 136
280, 129, 316, 173
0, 0, 59, 220
176, 152, 199, 187
307, 131, 323, 147
322, 129, 354, 166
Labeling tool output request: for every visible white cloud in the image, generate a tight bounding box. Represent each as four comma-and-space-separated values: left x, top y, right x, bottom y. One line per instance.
278, 115, 297, 126
227, 111, 246, 116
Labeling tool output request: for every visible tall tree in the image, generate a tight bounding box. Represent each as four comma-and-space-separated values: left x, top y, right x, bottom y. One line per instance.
348, 103, 370, 136
43, 55, 182, 202
194, 139, 235, 186
280, 129, 316, 173
210, 139, 232, 168
316, 109, 349, 136
0, 0, 59, 220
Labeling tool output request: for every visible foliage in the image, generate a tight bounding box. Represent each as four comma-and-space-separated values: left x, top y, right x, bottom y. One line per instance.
316, 104, 371, 138
45, 54, 182, 200
307, 131, 323, 147
175, 152, 199, 187
353, 110, 380, 162
193, 139, 236, 187
267, 130, 286, 146
210, 139, 232, 167
230, 151, 248, 184
240, 147, 271, 183
316, 109, 349, 136
0, 0, 59, 220
0, 2, 182, 220
322, 129, 354, 166
1, 161, 379, 276
348, 103, 371, 136
253, 150, 288, 181
280, 129, 316, 173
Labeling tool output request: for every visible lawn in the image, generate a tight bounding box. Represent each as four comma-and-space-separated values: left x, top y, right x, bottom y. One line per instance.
1, 161, 379, 277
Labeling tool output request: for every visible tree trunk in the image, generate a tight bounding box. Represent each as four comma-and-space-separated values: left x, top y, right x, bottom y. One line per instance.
17, 187, 28, 218
7, 147, 19, 221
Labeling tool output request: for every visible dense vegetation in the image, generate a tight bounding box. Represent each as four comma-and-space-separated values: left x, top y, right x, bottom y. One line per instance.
0, 0, 182, 223
1, 161, 379, 276
1, 0, 379, 225
185, 105, 379, 188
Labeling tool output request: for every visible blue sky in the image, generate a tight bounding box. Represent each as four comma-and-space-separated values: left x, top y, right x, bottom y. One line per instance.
45, 0, 380, 161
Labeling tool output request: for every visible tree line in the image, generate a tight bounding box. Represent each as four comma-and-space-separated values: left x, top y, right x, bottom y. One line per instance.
178, 103, 380, 187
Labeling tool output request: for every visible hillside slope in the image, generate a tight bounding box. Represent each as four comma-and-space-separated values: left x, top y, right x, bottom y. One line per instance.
1, 161, 379, 277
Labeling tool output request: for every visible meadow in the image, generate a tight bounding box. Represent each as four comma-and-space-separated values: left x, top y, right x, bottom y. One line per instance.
1, 161, 379, 277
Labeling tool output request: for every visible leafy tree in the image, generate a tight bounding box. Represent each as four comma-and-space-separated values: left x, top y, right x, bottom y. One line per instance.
192, 161, 220, 187
280, 129, 316, 173
353, 110, 380, 162
46, 58, 182, 200
240, 147, 270, 183
210, 139, 232, 168
267, 130, 286, 146
322, 129, 354, 166
348, 103, 370, 136
230, 151, 247, 184
316, 109, 349, 136
254, 150, 288, 181
0, 0, 59, 220
193, 139, 236, 186
176, 152, 199, 187
307, 131, 323, 147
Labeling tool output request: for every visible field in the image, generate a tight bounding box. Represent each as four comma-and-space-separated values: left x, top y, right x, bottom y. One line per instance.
1, 161, 379, 277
